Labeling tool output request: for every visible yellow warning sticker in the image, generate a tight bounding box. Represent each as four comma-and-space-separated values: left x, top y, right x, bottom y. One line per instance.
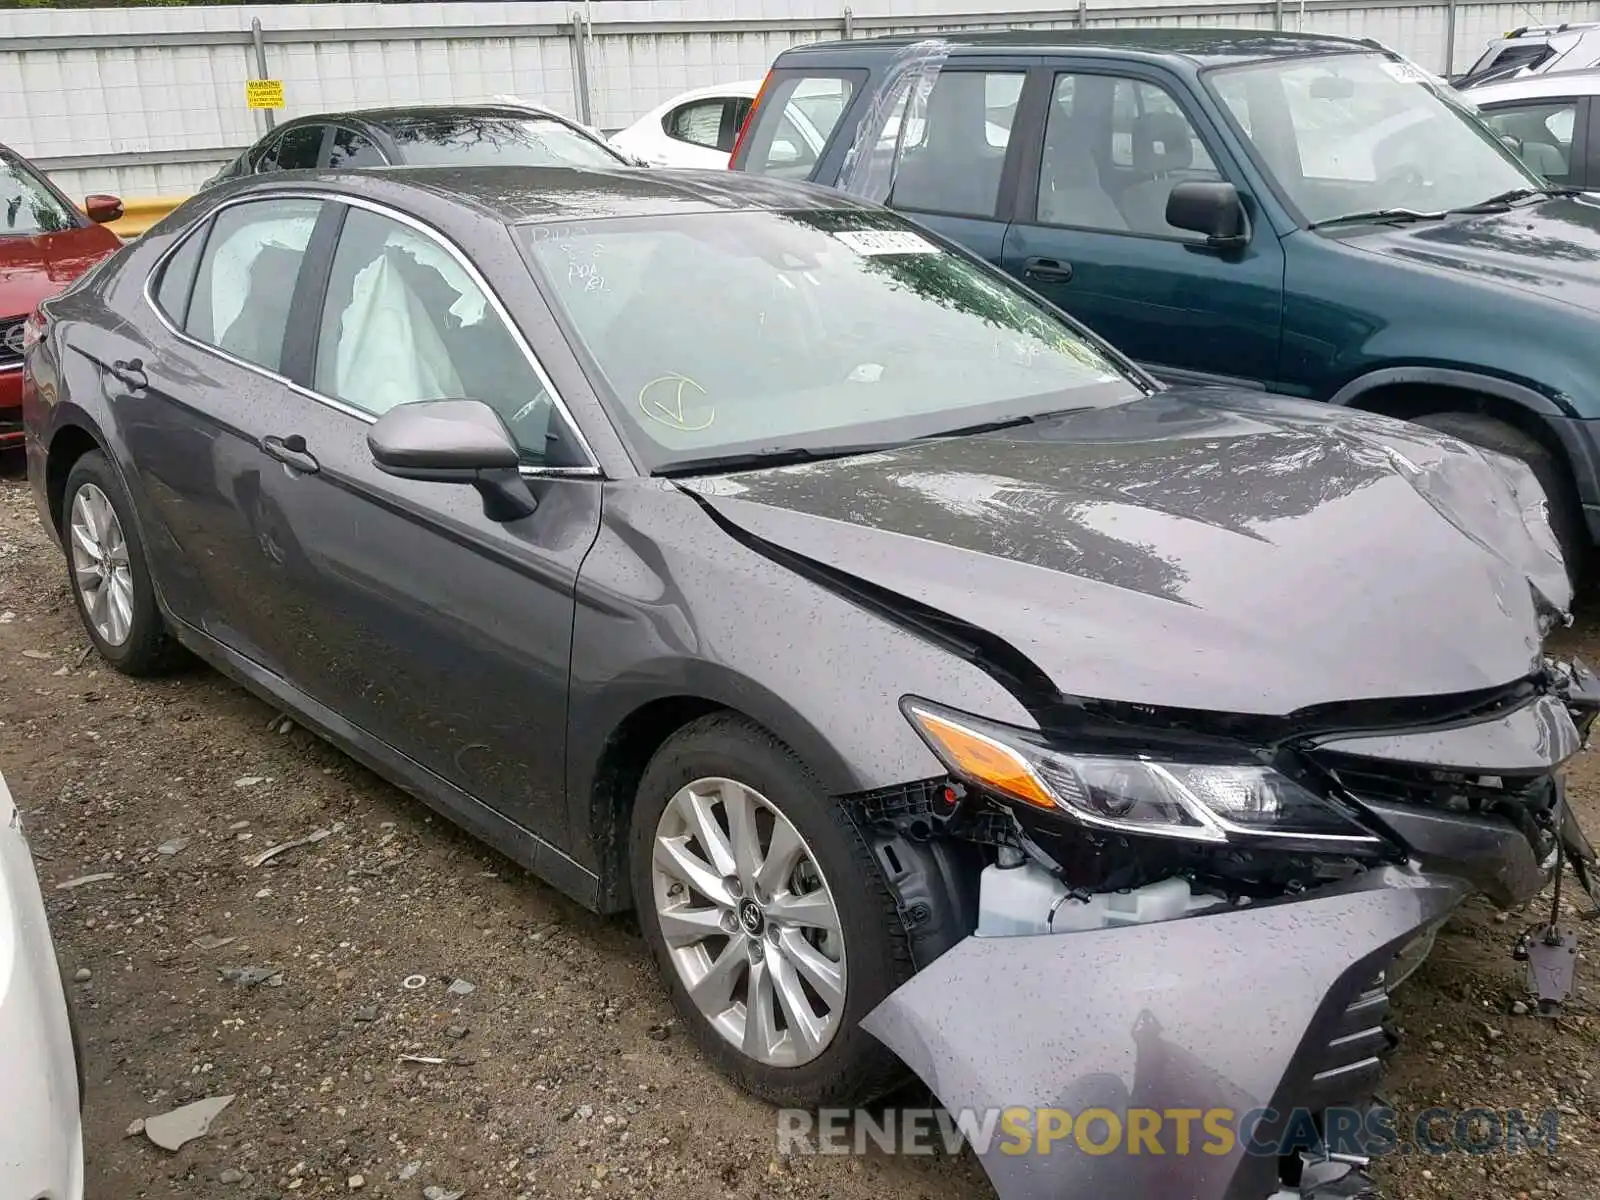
246, 79, 285, 109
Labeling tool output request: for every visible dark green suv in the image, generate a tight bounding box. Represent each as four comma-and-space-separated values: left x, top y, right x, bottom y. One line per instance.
730, 29, 1600, 573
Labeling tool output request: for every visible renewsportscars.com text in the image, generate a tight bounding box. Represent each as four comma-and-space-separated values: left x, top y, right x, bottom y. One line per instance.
776, 1106, 1562, 1159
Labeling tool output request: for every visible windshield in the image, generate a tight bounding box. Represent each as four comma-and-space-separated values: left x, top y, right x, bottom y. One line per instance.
389, 115, 623, 169
0, 154, 79, 237
519, 209, 1139, 472
1206, 52, 1540, 225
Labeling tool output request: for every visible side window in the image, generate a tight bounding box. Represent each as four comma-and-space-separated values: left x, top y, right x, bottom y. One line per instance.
726, 97, 754, 152
327, 126, 386, 169
1481, 101, 1578, 183
257, 125, 323, 173
741, 73, 860, 179
182, 198, 320, 374
246, 136, 279, 172
1108, 80, 1217, 172
152, 223, 207, 327
664, 100, 727, 149
1037, 72, 1221, 238
314, 206, 568, 465
887, 70, 1024, 219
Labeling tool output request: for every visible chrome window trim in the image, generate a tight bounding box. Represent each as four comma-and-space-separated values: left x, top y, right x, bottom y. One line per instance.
140, 187, 604, 475
0, 362, 22, 374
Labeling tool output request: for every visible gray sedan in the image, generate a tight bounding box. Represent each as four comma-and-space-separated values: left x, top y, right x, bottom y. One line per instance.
20, 164, 1600, 1200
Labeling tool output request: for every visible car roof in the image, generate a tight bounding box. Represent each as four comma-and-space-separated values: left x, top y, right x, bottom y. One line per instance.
780, 27, 1376, 68
276, 164, 883, 225
1464, 67, 1600, 102
313, 103, 583, 127
646, 80, 765, 110
1495, 22, 1600, 40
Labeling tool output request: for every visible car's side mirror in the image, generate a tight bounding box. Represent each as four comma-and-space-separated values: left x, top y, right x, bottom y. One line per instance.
83, 194, 124, 225
1166, 181, 1249, 251
367, 399, 537, 521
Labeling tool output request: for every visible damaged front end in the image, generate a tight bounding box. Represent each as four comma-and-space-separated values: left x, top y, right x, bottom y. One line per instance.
851, 657, 1600, 1200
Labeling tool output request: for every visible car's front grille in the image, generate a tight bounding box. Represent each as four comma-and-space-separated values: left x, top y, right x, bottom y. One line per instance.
0, 316, 24, 369
1318, 755, 1557, 818
1308, 750, 1561, 906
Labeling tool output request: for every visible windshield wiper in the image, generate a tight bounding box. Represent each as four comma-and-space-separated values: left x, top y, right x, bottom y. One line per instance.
917, 406, 1093, 440
655, 443, 891, 478
657, 407, 1096, 477
1306, 207, 1446, 230
1451, 184, 1584, 213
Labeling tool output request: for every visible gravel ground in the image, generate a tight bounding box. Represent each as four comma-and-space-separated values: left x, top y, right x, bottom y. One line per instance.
3, 456, 1600, 1200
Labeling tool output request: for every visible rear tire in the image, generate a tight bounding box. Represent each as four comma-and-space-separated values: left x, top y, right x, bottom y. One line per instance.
61, 451, 183, 675
1411, 411, 1587, 590
629, 713, 914, 1108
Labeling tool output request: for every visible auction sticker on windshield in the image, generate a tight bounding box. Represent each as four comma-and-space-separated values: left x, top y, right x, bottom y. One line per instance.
1379, 59, 1428, 83
833, 229, 939, 256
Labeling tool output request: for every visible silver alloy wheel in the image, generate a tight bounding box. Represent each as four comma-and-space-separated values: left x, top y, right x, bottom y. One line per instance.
651, 776, 847, 1067
69, 483, 134, 647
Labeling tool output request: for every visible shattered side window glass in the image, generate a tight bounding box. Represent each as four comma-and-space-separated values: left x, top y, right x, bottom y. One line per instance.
836, 38, 953, 203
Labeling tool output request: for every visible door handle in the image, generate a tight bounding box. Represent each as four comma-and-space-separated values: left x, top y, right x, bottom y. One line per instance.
261, 433, 319, 474
1023, 256, 1074, 282
108, 357, 147, 391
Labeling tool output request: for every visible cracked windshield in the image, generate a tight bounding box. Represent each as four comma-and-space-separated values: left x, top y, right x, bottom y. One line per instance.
0, 154, 77, 236
1207, 51, 1539, 225
519, 209, 1138, 470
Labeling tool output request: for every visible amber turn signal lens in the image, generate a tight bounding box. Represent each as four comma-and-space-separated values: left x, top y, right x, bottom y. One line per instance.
909, 709, 1057, 810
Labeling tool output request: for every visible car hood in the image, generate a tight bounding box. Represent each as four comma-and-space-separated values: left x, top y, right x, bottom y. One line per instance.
0, 224, 120, 319
681, 389, 1567, 717
1346, 193, 1600, 313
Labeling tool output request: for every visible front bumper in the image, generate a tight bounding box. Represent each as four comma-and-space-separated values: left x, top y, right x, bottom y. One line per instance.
0, 771, 85, 1200
863, 865, 1467, 1200
0, 365, 21, 448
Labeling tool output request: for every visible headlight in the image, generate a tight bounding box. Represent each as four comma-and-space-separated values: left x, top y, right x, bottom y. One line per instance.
903, 699, 1382, 850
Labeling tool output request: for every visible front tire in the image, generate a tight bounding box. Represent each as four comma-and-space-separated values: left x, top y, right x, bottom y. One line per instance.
62, 451, 181, 675
629, 713, 914, 1107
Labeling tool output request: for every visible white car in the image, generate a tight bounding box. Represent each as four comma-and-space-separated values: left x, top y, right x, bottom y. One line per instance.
608, 80, 768, 168
1457, 23, 1600, 88
1458, 69, 1600, 186
0, 768, 83, 1200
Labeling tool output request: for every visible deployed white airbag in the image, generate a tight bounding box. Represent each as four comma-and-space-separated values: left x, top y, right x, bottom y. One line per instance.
325, 248, 463, 414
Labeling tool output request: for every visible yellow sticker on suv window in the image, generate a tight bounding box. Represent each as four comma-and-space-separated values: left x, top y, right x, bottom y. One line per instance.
833, 229, 939, 256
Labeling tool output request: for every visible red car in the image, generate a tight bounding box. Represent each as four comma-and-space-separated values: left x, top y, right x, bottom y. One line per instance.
0, 144, 122, 448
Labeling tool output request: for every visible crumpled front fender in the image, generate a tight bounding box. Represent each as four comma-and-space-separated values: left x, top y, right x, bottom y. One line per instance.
862, 866, 1467, 1200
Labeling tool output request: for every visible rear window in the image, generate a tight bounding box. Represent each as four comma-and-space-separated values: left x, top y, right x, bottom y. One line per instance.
387, 115, 623, 168
1461, 41, 1554, 84
736, 70, 866, 180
